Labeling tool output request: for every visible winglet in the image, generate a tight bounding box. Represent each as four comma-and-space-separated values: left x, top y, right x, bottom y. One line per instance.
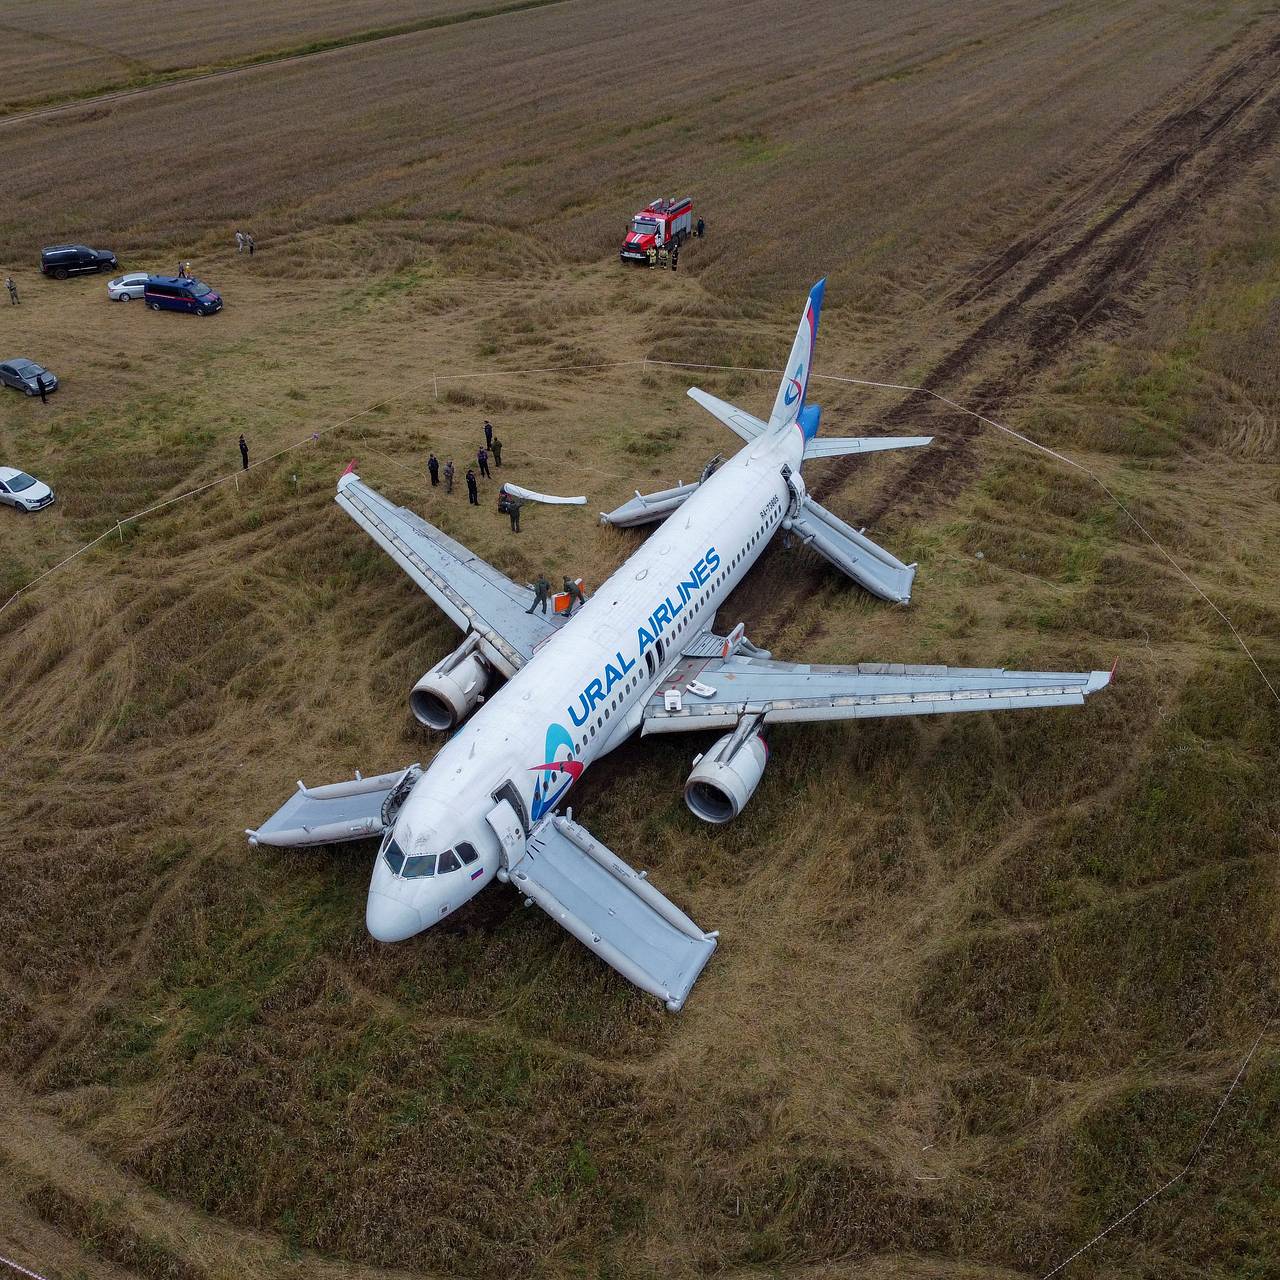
1110, 656, 1119, 679
341, 459, 358, 476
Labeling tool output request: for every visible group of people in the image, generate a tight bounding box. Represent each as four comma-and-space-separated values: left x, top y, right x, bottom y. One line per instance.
646, 216, 705, 271
426, 419, 517, 521
233, 230, 256, 255
526, 574, 587, 617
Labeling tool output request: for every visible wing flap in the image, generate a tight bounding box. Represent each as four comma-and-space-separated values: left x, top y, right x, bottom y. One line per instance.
643, 655, 1111, 733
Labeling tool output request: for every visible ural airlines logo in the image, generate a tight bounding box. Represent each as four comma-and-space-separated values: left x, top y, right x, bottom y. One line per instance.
565, 546, 720, 730
783, 365, 804, 405
531, 722, 579, 820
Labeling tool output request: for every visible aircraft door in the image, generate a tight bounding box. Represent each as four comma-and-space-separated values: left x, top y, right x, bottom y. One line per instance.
486, 798, 527, 872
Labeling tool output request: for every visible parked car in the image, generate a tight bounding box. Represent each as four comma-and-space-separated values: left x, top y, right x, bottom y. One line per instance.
0, 359, 58, 396
144, 275, 222, 315
107, 271, 150, 301
41, 244, 117, 279
0, 466, 55, 512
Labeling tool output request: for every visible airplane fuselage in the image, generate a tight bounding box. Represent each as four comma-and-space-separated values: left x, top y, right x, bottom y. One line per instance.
364, 420, 805, 939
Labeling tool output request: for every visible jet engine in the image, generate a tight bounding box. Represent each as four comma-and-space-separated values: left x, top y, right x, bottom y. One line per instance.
410, 636, 492, 730
684, 720, 768, 824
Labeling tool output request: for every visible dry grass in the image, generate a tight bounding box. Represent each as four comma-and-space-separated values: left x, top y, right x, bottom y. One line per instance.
3, 3, 1280, 1279
0, 0, 536, 110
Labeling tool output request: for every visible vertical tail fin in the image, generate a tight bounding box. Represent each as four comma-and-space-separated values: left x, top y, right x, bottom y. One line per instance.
768, 278, 825, 433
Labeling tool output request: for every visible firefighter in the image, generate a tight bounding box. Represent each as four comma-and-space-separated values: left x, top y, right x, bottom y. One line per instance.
526, 573, 550, 614
671, 242, 679, 272
647, 246, 657, 269
562, 576, 586, 617
658, 245, 669, 269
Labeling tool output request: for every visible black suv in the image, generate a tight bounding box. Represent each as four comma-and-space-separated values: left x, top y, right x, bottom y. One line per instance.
40, 244, 117, 279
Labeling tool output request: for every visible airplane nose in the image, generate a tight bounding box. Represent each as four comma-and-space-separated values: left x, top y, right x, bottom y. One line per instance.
365, 893, 423, 943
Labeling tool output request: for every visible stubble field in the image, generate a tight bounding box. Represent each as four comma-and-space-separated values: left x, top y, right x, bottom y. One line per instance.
2, 2, 1280, 1278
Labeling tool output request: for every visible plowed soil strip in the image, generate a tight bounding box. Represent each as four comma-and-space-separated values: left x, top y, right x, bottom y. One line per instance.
810, 21, 1280, 519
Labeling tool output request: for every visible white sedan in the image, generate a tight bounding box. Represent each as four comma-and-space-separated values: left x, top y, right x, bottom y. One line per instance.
0, 466, 55, 512
107, 271, 149, 301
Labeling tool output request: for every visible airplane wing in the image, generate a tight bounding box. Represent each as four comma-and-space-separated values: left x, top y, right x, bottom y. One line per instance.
336, 470, 565, 675
641, 647, 1112, 734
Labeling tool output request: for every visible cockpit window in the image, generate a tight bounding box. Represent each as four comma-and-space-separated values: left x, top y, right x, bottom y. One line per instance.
402, 853, 437, 879
457, 843, 478, 866
437, 849, 461, 874
383, 839, 406, 875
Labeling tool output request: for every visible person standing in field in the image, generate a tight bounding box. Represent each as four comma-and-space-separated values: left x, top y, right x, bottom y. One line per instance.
658, 246, 669, 269
465, 467, 479, 505
36, 375, 48, 404
477, 446, 490, 479
671, 243, 679, 272
491, 435, 502, 467
508, 492, 524, 533
235, 231, 245, 253
484, 420, 493, 449
5, 276, 18, 305
247, 234, 255, 255
443, 459, 455, 493
696, 216, 705, 238
239, 434, 249, 469
428, 453, 439, 486
647, 246, 657, 269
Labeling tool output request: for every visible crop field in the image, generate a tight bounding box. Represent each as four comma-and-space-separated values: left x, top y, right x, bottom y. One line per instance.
2, 2, 1280, 1278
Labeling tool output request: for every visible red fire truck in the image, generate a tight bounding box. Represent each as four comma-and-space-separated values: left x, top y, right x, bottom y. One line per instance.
619, 196, 694, 263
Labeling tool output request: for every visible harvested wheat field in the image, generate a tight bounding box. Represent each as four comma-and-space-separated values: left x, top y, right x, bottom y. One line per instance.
2, 2, 1280, 1278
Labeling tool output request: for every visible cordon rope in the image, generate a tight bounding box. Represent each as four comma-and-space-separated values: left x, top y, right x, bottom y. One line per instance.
2, 352, 1275, 1280
0, 1253, 51, 1280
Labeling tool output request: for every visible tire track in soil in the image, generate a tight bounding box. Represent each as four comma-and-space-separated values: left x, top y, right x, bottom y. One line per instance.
809, 21, 1280, 523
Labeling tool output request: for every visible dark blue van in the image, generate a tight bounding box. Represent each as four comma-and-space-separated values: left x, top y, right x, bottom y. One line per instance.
144, 276, 223, 315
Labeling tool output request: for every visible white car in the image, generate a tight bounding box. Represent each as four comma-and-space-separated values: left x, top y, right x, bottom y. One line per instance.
0, 466, 55, 512
107, 271, 149, 301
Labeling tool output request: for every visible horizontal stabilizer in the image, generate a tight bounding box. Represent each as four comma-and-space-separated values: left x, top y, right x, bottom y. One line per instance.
687, 388, 767, 443
803, 435, 932, 460
785, 496, 916, 603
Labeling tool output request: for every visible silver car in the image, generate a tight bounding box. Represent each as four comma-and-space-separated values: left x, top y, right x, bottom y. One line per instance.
0, 466, 55, 512
107, 271, 149, 301
0, 359, 58, 395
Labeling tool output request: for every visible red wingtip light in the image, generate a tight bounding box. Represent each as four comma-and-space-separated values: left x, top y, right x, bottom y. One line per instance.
1110, 657, 1119, 679
341, 458, 358, 477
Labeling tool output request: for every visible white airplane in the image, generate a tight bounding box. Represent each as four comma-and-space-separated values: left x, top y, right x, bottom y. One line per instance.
249, 281, 1111, 1010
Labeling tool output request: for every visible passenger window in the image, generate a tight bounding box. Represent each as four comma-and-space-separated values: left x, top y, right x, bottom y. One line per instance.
437, 850, 461, 874
458, 843, 478, 865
